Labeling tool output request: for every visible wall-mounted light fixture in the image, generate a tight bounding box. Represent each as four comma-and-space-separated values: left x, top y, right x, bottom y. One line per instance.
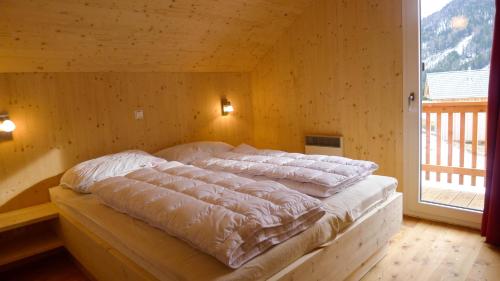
0, 113, 15, 141
221, 97, 234, 116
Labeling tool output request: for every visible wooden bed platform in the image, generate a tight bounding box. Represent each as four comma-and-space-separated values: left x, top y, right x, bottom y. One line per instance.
53, 193, 402, 281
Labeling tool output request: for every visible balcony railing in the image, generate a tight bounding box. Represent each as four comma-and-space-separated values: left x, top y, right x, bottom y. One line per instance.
422, 100, 487, 187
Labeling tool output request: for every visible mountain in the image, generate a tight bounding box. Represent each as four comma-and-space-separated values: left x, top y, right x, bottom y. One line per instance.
421, 0, 494, 73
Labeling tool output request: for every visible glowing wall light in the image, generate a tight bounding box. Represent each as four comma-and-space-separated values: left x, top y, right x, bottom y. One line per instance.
0, 119, 15, 132
221, 98, 234, 116
0, 113, 15, 141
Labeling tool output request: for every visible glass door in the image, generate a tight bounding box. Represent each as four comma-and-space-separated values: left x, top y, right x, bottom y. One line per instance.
419, 0, 493, 211
403, 0, 493, 228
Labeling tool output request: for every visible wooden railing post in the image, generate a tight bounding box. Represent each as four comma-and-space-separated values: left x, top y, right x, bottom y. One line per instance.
472, 111, 478, 186
447, 112, 453, 183
436, 112, 442, 181
425, 112, 431, 180
459, 112, 465, 184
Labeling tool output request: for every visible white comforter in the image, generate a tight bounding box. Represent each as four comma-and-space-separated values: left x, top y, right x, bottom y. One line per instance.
90, 161, 325, 268
191, 146, 378, 197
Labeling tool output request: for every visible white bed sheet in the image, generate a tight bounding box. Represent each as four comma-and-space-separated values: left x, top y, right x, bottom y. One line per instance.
50, 175, 396, 281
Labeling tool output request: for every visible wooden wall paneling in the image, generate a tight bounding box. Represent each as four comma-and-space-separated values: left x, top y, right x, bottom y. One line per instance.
0, 0, 314, 72
251, 0, 403, 188
1, 0, 404, 207
0, 72, 253, 211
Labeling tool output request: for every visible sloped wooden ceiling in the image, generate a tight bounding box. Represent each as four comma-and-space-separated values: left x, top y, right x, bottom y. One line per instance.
0, 0, 312, 72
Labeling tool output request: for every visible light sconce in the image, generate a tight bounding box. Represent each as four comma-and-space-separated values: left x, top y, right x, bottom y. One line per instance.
221, 97, 234, 116
0, 113, 15, 141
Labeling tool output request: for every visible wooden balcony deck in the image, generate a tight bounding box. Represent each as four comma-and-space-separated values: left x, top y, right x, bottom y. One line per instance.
421, 100, 486, 211
421, 185, 484, 210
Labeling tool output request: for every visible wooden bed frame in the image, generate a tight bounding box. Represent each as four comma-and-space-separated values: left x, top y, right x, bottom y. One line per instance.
270, 193, 402, 281
53, 193, 402, 281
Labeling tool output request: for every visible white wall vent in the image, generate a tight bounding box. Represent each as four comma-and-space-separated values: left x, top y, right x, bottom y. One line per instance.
305, 135, 343, 156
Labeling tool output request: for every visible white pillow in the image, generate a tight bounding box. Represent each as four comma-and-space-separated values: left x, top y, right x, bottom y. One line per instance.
232, 143, 258, 154
61, 150, 166, 193
154, 141, 234, 164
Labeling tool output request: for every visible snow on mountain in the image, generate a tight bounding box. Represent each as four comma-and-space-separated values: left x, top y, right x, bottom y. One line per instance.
421, 0, 494, 73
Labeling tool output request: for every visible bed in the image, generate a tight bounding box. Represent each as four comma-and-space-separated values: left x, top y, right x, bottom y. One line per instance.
50, 174, 402, 281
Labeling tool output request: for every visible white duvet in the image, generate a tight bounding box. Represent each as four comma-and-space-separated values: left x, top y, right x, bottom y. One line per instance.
90, 161, 325, 268
191, 145, 378, 197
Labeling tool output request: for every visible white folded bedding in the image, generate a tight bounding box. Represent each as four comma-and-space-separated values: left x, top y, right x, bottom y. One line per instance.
89, 161, 325, 268
191, 144, 378, 197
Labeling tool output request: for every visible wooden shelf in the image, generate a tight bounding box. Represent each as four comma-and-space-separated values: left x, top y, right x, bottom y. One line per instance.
0, 226, 63, 266
0, 203, 58, 233
0, 203, 61, 266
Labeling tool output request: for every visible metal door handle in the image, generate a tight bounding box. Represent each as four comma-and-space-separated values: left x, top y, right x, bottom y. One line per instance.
408, 92, 415, 108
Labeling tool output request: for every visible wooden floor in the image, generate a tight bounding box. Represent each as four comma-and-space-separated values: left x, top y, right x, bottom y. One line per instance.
2, 218, 498, 281
362, 217, 500, 281
421, 186, 485, 210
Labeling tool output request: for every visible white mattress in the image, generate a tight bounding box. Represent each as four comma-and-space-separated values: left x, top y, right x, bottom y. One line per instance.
50, 175, 397, 281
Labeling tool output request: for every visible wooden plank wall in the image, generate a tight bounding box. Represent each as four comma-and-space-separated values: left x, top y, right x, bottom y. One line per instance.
0, 0, 313, 72
0, 72, 253, 210
250, 0, 404, 188
0, 0, 406, 209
